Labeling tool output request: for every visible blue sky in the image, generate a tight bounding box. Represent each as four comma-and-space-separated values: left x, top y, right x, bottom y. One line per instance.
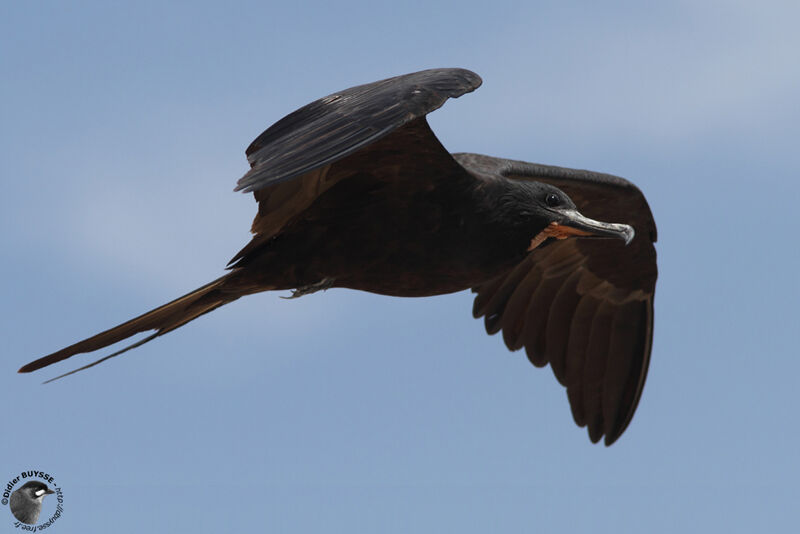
2, 1, 798, 532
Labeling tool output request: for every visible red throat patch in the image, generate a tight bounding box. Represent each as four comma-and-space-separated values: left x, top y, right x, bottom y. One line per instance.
527, 222, 593, 251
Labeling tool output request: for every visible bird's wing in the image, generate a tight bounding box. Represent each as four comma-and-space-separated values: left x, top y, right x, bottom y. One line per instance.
227, 69, 481, 266
236, 68, 482, 193
460, 154, 658, 445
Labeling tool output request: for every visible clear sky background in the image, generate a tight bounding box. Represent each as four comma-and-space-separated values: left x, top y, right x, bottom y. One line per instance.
2, 1, 798, 532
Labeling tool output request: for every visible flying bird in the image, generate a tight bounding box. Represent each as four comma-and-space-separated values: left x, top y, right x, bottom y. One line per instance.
9, 481, 55, 525
19, 68, 657, 445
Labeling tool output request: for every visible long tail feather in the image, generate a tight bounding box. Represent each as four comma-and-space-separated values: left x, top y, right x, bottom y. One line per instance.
19, 274, 242, 378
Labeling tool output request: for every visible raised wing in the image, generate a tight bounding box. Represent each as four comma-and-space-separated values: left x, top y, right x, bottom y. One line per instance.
228, 69, 481, 267
235, 68, 481, 193
228, 118, 469, 267
459, 153, 658, 445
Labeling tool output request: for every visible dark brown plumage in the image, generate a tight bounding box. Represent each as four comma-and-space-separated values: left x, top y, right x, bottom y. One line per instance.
18, 68, 657, 445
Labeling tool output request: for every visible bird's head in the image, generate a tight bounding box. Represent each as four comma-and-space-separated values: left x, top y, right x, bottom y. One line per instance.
508, 181, 634, 251
17, 481, 55, 502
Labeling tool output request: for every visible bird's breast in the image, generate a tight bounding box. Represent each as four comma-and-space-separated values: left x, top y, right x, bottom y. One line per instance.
240, 174, 530, 297
317, 206, 529, 297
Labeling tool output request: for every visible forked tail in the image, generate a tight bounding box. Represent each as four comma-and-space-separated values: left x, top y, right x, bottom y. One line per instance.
19, 274, 245, 382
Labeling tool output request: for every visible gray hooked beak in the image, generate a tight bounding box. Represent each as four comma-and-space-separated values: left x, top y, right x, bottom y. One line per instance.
556, 209, 634, 245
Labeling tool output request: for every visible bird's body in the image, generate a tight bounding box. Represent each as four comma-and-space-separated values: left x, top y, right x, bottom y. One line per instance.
228, 133, 538, 297
9, 481, 54, 525
19, 68, 657, 445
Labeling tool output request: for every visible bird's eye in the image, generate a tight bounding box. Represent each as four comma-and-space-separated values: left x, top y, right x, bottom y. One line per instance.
545, 193, 561, 207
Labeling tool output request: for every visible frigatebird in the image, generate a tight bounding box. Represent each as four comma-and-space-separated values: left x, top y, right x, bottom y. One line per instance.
19, 68, 657, 445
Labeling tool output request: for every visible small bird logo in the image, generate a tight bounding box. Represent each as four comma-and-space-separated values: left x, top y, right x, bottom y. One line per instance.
9, 481, 55, 525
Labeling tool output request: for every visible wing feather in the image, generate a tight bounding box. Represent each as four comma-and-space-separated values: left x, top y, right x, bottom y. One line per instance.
500, 262, 543, 351
481, 259, 534, 335
582, 300, 615, 443
229, 69, 481, 267
465, 153, 657, 445
545, 270, 583, 385
236, 68, 481, 193
602, 300, 647, 439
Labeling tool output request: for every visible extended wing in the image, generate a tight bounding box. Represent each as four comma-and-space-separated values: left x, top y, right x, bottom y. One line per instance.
236, 68, 481, 193
459, 153, 658, 445
228, 68, 481, 266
